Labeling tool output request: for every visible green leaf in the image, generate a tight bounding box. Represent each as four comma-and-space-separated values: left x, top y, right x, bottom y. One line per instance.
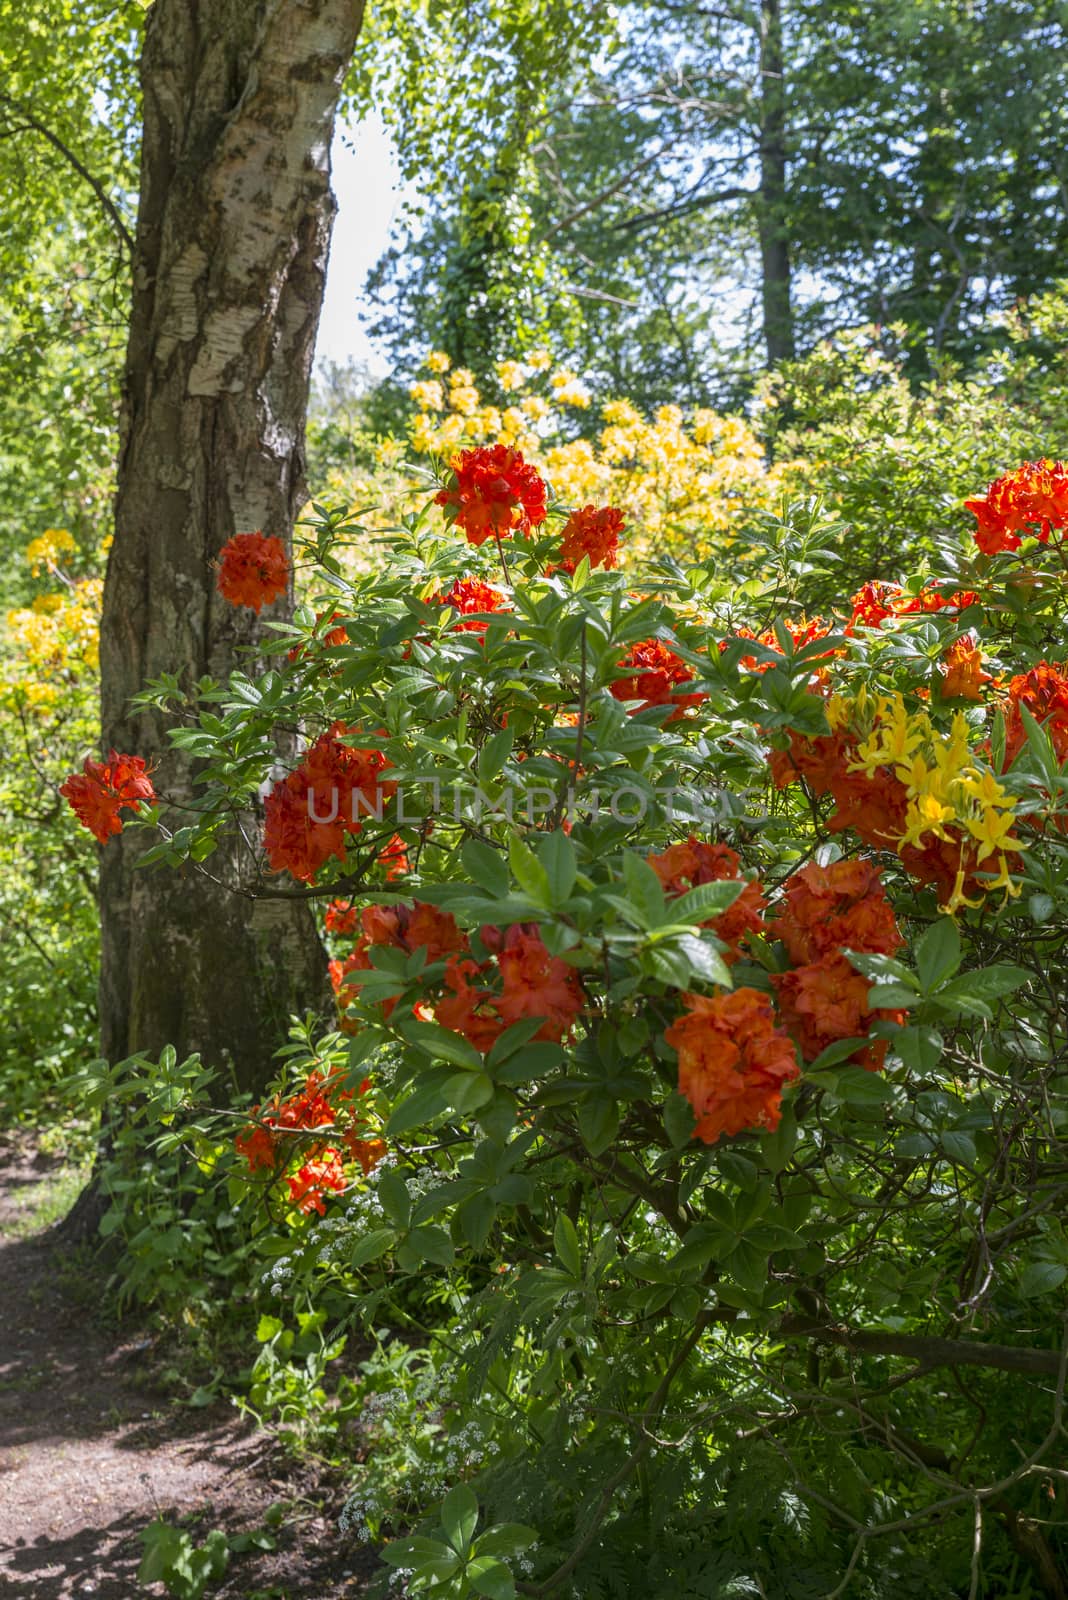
255, 1315, 284, 1343
577, 1093, 620, 1155
441, 1484, 480, 1555
554, 1213, 582, 1278
915, 917, 961, 992
467, 1556, 518, 1599
381, 1536, 452, 1567
941, 1131, 977, 1166
385, 1077, 451, 1135
444, 1069, 495, 1113
894, 1025, 944, 1073
1019, 1260, 1068, 1298
663, 1091, 697, 1149
401, 1224, 454, 1269
349, 1228, 396, 1267
400, 1018, 484, 1069
621, 851, 667, 929
461, 838, 510, 898
475, 1524, 537, 1559
538, 828, 577, 907
669, 880, 745, 924
509, 834, 552, 906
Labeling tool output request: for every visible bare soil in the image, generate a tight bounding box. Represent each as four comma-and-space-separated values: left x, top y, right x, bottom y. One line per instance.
0, 1135, 378, 1599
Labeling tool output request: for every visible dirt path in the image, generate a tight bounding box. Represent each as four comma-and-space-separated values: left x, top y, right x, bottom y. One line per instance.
0, 1136, 376, 1599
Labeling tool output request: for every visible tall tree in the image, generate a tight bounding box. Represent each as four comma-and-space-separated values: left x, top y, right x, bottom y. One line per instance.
362, 0, 1068, 400
99, 0, 365, 1083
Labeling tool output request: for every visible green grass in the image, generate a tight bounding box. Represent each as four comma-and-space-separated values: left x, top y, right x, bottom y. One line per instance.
0, 1160, 92, 1239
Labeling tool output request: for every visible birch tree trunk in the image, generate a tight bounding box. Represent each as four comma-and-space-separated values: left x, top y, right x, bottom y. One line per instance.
99, 0, 365, 1088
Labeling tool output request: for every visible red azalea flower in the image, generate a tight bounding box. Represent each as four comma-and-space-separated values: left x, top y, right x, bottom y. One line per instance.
965, 460, 1068, 554
556, 505, 624, 573
216, 531, 289, 612
435, 444, 547, 544
60, 750, 156, 844
437, 576, 511, 632
647, 839, 767, 962
665, 988, 799, 1145
774, 952, 903, 1071
496, 924, 584, 1042
773, 859, 902, 966
287, 1148, 346, 1215
611, 639, 705, 722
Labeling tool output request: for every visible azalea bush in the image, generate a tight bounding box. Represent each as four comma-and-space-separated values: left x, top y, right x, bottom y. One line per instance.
314, 348, 788, 566
0, 527, 101, 1122
65, 446, 1068, 1596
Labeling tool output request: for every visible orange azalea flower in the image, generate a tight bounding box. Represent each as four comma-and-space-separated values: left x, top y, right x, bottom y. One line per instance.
216, 530, 289, 612
287, 1148, 346, 1215
774, 859, 902, 966
611, 639, 705, 722
60, 750, 156, 844
847, 582, 977, 631
325, 899, 359, 936
263, 726, 395, 882
436, 576, 510, 631
495, 924, 585, 1042
665, 988, 799, 1145
556, 505, 624, 573
774, 952, 904, 1071
344, 1133, 387, 1176
965, 459, 1068, 554
436, 444, 547, 544
436, 956, 507, 1053
647, 838, 766, 962
727, 616, 832, 671
1002, 661, 1068, 767
288, 610, 348, 662
941, 636, 991, 701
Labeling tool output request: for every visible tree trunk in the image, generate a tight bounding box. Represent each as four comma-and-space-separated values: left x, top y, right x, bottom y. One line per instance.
99, 0, 365, 1089
756, 0, 794, 364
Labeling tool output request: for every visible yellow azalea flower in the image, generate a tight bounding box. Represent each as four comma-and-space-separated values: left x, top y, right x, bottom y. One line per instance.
520, 395, 550, 421
527, 347, 552, 372
496, 360, 525, 392
410, 379, 444, 412
449, 384, 480, 417
26, 527, 77, 575
426, 350, 451, 373
550, 370, 591, 408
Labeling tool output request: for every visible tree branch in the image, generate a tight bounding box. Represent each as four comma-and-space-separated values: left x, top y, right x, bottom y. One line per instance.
0, 91, 134, 257
779, 1316, 1065, 1378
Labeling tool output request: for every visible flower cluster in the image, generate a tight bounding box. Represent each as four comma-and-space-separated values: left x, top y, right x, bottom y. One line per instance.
234, 1068, 386, 1214
435, 443, 547, 544
771, 860, 905, 1072
611, 639, 705, 721
665, 989, 799, 1144
1002, 662, 1068, 769
60, 749, 156, 843
664, 855, 903, 1142
216, 530, 290, 612
263, 724, 395, 882
435, 576, 511, 632
555, 505, 624, 574
330, 903, 585, 1049
848, 581, 977, 630
965, 459, 1068, 553
773, 691, 1023, 909
647, 838, 766, 962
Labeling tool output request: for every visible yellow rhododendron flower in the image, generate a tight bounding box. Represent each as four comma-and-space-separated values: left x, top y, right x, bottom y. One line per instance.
426, 350, 451, 373
496, 360, 525, 392
26, 528, 77, 575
